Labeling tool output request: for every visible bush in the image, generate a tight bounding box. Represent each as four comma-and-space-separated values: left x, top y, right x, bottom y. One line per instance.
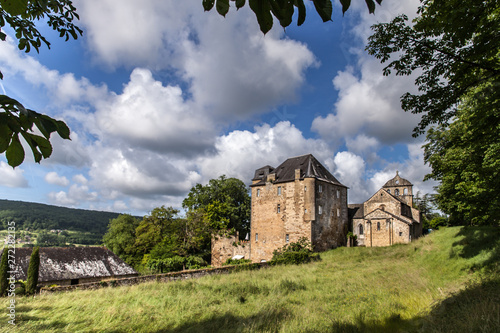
270, 237, 320, 266
0, 248, 8, 296
147, 255, 208, 273
223, 258, 251, 266
26, 247, 40, 295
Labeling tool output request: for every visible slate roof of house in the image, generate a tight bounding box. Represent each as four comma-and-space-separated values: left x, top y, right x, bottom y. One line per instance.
250, 154, 346, 187
348, 204, 364, 220
3, 247, 137, 282
383, 171, 413, 187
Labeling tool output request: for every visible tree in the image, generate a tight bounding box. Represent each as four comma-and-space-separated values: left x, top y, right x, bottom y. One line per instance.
102, 214, 140, 266
423, 86, 500, 226
183, 175, 251, 238
0, 248, 8, 296
203, 0, 383, 34
26, 246, 40, 295
1, 0, 82, 167
366, 0, 500, 136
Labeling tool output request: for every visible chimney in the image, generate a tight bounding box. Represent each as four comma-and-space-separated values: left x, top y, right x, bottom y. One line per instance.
295, 168, 301, 180
267, 173, 276, 183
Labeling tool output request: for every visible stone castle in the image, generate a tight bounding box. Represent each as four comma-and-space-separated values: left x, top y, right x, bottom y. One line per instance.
212, 154, 422, 266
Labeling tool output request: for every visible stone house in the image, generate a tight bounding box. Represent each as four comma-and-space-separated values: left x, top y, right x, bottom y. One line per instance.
349, 172, 422, 247
6, 247, 138, 287
248, 154, 348, 263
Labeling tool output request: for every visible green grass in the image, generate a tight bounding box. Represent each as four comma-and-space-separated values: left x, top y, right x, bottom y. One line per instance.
1, 226, 499, 332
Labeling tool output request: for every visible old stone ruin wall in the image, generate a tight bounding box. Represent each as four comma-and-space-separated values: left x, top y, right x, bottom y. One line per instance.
211, 233, 250, 267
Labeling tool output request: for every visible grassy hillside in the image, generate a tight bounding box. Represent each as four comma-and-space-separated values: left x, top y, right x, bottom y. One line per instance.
0, 200, 133, 245
2, 226, 499, 332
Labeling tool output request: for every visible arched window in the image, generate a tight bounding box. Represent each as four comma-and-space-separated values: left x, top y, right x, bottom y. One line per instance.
359, 224, 364, 235
403, 188, 408, 195
387, 189, 390, 194
377, 222, 380, 231
395, 189, 400, 196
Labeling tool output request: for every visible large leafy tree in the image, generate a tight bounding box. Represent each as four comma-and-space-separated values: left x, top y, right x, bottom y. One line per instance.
366, 0, 500, 225
0, 0, 82, 167
366, 0, 499, 136
203, 0, 383, 34
183, 175, 251, 238
102, 214, 141, 266
423, 86, 500, 226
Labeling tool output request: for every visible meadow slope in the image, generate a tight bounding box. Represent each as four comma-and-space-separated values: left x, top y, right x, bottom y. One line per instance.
1, 226, 499, 333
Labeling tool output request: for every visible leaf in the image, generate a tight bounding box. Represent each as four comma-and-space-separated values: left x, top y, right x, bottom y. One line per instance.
55, 120, 71, 140
365, 0, 376, 14
235, 0, 245, 10
249, 0, 273, 34
216, 0, 230, 16
30, 134, 53, 159
5, 134, 24, 168
294, 0, 306, 26
312, 0, 332, 22
202, 0, 215, 11
0, 0, 28, 16
339, 0, 351, 15
0, 124, 12, 153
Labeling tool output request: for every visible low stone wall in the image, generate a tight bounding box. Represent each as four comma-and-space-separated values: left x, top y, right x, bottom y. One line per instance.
40, 264, 265, 294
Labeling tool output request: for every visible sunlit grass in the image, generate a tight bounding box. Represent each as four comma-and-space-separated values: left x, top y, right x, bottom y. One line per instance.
1, 226, 498, 332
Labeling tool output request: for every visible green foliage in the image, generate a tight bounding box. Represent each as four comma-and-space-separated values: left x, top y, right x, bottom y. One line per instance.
366, 0, 500, 136
0, 199, 124, 244
270, 237, 320, 265
15, 280, 26, 296
26, 246, 40, 295
428, 216, 448, 230
103, 214, 140, 266
183, 175, 251, 238
0, 248, 8, 296
423, 85, 500, 226
0, 0, 82, 167
203, 0, 383, 34
223, 257, 251, 266
147, 255, 207, 273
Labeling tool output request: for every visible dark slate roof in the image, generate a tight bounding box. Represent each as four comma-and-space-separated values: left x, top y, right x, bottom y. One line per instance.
3, 247, 137, 282
250, 154, 346, 187
383, 171, 413, 187
348, 204, 364, 219
252, 165, 275, 181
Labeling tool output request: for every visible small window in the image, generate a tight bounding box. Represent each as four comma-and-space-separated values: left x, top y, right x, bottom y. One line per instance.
318, 206, 323, 215
318, 185, 323, 193
399, 232, 403, 237
304, 209, 307, 213
257, 189, 260, 197
403, 188, 408, 195
277, 204, 281, 213
337, 208, 340, 217
396, 179, 400, 185
359, 224, 364, 235
387, 189, 391, 194
377, 222, 380, 231
395, 189, 400, 196
277, 186, 282, 196
386, 219, 390, 229
286, 234, 289, 243
71, 279, 79, 285
255, 233, 258, 241
337, 189, 340, 198
304, 186, 307, 192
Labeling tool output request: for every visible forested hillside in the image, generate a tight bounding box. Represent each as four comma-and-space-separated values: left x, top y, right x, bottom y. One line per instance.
0, 200, 130, 244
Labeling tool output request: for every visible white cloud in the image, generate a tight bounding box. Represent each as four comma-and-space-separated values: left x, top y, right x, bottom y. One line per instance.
73, 174, 88, 185
48, 184, 98, 206
44, 172, 69, 186
0, 162, 29, 188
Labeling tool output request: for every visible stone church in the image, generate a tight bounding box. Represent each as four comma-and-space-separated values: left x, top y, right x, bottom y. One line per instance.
348, 172, 422, 247
211, 155, 422, 266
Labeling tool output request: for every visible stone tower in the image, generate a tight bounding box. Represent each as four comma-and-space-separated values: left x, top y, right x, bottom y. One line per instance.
382, 171, 414, 206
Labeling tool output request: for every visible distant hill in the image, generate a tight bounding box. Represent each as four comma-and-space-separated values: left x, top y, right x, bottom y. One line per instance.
0, 199, 139, 244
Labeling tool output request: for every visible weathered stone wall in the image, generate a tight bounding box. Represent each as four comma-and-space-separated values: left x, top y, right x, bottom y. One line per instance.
312, 180, 348, 251
211, 234, 250, 267
40, 264, 267, 294
250, 177, 313, 262
38, 274, 138, 287
365, 190, 401, 217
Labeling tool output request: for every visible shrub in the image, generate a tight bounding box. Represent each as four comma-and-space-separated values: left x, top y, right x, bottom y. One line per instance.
147, 256, 208, 273
26, 247, 40, 295
270, 237, 320, 266
0, 248, 8, 296
223, 258, 251, 266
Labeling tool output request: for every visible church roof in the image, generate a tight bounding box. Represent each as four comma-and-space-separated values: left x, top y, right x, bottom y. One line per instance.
383, 171, 412, 187
3, 247, 137, 282
251, 154, 346, 187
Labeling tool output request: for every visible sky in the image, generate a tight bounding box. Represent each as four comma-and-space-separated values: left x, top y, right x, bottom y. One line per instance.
0, 0, 437, 216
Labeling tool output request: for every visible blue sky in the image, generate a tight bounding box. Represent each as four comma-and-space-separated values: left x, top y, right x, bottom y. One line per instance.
0, 0, 436, 216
